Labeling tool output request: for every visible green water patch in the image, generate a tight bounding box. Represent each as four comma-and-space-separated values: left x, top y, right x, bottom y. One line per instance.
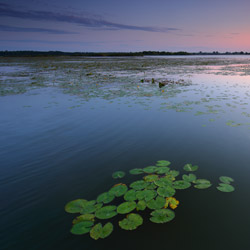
65, 160, 235, 239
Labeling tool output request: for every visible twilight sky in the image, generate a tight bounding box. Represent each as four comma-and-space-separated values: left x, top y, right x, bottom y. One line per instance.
0, 0, 250, 52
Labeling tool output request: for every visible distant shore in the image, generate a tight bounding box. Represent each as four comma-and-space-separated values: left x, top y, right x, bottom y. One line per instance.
1, 50, 250, 57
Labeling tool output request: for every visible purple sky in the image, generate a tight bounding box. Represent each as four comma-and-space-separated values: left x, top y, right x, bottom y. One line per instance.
0, 0, 250, 52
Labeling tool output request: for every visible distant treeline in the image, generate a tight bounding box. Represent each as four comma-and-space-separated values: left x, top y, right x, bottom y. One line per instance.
0, 50, 250, 57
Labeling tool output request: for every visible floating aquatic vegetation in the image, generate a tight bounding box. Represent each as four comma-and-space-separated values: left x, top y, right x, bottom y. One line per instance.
129, 168, 144, 175
119, 213, 143, 230
150, 209, 175, 223
97, 192, 115, 204
65, 160, 235, 240
164, 197, 179, 209
109, 184, 128, 197
183, 163, 199, 172
216, 183, 235, 192
112, 171, 125, 179
182, 173, 196, 182
219, 176, 234, 184
90, 222, 113, 240
71, 221, 94, 235
95, 205, 117, 219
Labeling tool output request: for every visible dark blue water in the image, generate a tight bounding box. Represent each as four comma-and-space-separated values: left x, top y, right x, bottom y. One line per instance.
1, 67, 250, 249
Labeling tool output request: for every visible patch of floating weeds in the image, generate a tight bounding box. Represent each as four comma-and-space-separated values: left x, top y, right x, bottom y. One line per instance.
65, 161, 235, 240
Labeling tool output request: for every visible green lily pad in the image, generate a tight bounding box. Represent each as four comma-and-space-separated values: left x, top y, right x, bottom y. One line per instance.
145, 182, 157, 190
156, 167, 170, 174
130, 180, 149, 190
147, 196, 165, 210
143, 166, 157, 174
90, 222, 113, 240
70, 221, 94, 235
109, 184, 128, 197
219, 176, 234, 184
79, 200, 97, 214
119, 213, 143, 230
183, 163, 198, 172
136, 189, 156, 202
150, 209, 175, 223
117, 201, 137, 214
95, 205, 117, 219
173, 180, 191, 190
73, 214, 95, 224
65, 199, 87, 213
112, 171, 125, 179
168, 170, 180, 177
157, 186, 176, 197
217, 183, 235, 192
156, 160, 171, 167
129, 168, 144, 175
97, 192, 115, 204
182, 174, 196, 182
144, 174, 159, 182
194, 179, 211, 184
154, 178, 173, 187
194, 183, 212, 189
136, 200, 147, 211
124, 189, 137, 201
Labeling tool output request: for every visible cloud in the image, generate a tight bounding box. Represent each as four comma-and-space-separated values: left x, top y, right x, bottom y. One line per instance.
0, 24, 78, 34
0, 3, 180, 33
0, 39, 103, 44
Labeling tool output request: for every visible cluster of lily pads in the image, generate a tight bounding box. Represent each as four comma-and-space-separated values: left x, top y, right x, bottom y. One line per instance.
65, 160, 235, 240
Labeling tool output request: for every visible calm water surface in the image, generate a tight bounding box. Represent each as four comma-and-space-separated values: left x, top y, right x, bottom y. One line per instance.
0, 57, 250, 250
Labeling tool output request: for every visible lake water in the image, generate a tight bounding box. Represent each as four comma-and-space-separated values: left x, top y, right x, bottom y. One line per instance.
0, 56, 250, 250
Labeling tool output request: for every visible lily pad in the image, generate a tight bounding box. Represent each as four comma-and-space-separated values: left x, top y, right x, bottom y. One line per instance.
150, 209, 175, 223
136, 189, 156, 202
95, 205, 117, 219
143, 166, 157, 174
156, 160, 171, 167
90, 222, 113, 240
129, 168, 144, 175
117, 201, 137, 214
156, 167, 170, 174
109, 184, 128, 197
144, 174, 159, 182
97, 192, 115, 204
73, 214, 95, 224
147, 196, 165, 210
65, 199, 87, 213
145, 182, 157, 190
173, 180, 191, 190
119, 213, 143, 230
130, 180, 149, 190
136, 200, 147, 211
219, 176, 234, 184
70, 221, 94, 235
217, 183, 235, 192
194, 179, 211, 184
112, 171, 125, 179
154, 178, 172, 187
79, 200, 97, 214
157, 186, 176, 197
194, 183, 212, 189
182, 174, 196, 182
168, 170, 180, 177
183, 163, 198, 172
165, 197, 179, 209
124, 189, 137, 201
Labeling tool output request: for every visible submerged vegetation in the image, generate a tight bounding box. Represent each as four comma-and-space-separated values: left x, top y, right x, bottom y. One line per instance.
65, 160, 235, 240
